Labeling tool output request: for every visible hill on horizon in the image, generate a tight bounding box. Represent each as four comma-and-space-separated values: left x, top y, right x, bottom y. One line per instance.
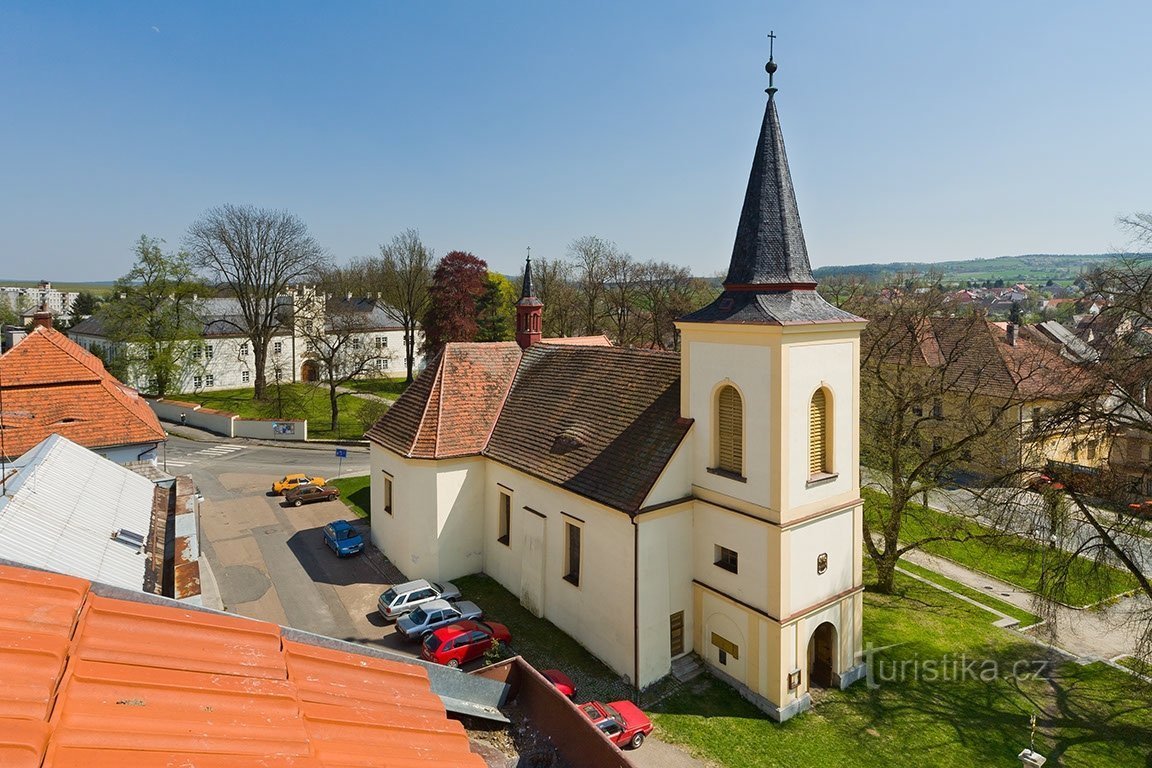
813, 253, 1152, 284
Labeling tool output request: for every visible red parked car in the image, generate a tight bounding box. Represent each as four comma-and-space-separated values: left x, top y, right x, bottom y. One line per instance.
579, 700, 653, 750
541, 669, 576, 699
420, 620, 511, 668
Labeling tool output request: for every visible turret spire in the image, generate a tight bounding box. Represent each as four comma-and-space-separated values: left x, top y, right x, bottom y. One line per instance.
516, 247, 543, 349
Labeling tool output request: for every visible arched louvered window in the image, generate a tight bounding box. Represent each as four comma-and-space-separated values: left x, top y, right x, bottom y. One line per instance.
809, 388, 830, 476
717, 385, 743, 476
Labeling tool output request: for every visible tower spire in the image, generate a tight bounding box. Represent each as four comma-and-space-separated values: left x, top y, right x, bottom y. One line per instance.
723, 32, 815, 291
516, 247, 543, 349
679, 33, 862, 326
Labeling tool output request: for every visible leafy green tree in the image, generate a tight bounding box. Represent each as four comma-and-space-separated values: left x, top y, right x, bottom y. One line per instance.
475, 272, 516, 342
99, 236, 206, 396
70, 291, 102, 318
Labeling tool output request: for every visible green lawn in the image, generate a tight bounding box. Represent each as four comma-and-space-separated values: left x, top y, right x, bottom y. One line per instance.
177, 383, 383, 440
330, 475, 370, 519
864, 488, 1140, 606
342, 377, 410, 398
1117, 656, 1152, 678
898, 560, 1042, 626
650, 572, 1151, 767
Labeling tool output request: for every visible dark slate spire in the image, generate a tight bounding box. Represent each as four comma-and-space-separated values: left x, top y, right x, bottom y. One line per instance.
724, 44, 815, 290
520, 247, 537, 302
679, 36, 863, 326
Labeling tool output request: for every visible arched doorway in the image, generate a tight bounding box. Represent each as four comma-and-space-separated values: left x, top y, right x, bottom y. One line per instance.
301, 360, 319, 382
807, 622, 837, 688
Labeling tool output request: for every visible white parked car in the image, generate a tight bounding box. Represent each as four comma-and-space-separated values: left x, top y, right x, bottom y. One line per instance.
396, 599, 483, 641
377, 579, 461, 621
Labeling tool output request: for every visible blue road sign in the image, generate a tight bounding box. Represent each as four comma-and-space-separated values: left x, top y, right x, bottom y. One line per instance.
335, 448, 348, 458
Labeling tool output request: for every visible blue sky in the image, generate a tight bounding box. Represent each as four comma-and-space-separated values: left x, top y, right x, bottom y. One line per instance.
2, 2, 1149, 282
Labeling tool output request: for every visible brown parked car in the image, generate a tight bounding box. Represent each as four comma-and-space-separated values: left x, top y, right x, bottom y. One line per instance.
284, 484, 341, 507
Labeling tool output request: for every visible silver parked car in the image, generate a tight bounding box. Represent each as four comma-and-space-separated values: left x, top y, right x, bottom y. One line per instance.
396, 599, 483, 641
377, 578, 462, 621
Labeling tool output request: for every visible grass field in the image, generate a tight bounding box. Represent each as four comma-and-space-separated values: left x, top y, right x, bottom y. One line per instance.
342, 377, 410, 398
864, 488, 1140, 606
897, 560, 1042, 626
330, 475, 370, 519
650, 571, 1151, 767
456, 568, 1150, 766
178, 383, 383, 440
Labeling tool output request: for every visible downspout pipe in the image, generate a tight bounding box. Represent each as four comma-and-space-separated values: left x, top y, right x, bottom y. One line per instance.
633, 515, 640, 702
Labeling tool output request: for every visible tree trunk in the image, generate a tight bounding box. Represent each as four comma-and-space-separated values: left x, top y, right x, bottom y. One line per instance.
329, 383, 339, 432
873, 552, 898, 594
405, 321, 416, 383
253, 344, 267, 400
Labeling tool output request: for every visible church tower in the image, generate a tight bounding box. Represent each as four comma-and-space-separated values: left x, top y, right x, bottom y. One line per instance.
675, 41, 867, 720
515, 251, 543, 350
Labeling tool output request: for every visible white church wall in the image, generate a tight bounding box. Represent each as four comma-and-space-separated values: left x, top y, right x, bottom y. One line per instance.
693, 502, 775, 615
369, 449, 442, 581
635, 504, 693, 687
641, 434, 694, 507
784, 508, 856, 616
432, 458, 486, 581
782, 339, 860, 520
483, 462, 637, 683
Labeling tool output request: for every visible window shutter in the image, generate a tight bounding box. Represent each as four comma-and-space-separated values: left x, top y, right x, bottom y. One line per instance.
717, 386, 743, 474
809, 389, 827, 475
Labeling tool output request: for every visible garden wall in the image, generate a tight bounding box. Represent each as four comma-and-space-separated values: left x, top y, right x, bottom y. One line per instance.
474, 658, 639, 768
145, 397, 308, 441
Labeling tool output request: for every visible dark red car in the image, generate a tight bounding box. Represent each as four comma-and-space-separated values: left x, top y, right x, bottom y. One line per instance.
542, 669, 576, 699
579, 700, 653, 749
420, 620, 511, 668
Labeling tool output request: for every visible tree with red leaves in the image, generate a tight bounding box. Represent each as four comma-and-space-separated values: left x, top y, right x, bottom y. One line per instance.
421, 250, 489, 357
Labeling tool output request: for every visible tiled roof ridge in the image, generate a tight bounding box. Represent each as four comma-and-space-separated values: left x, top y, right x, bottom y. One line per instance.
35, 326, 108, 380
413, 354, 445, 458
434, 346, 450, 458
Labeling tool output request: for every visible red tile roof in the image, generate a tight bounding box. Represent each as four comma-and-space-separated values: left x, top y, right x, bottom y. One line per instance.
368, 341, 691, 513
368, 343, 523, 459
0, 327, 166, 459
0, 563, 485, 768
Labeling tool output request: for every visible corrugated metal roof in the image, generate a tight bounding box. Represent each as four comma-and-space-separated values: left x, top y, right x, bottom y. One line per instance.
0, 563, 487, 768
0, 435, 155, 591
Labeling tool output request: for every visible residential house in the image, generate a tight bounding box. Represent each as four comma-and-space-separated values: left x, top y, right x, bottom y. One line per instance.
0, 313, 166, 463
367, 60, 867, 721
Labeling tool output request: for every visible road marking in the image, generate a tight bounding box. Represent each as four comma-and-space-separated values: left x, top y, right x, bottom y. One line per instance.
165, 460, 191, 467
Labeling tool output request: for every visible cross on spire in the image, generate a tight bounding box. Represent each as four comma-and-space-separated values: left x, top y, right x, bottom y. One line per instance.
765, 30, 779, 94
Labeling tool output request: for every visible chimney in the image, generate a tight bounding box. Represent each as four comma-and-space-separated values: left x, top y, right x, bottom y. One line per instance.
1006, 323, 1017, 347
32, 302, 53, 330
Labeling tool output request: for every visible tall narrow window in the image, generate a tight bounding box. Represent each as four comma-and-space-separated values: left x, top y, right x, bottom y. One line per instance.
383, 476, 393, 515
498, 492, 511, 545
809, 388, 830, 477
564, 522, 581, 586
716, 385, 743, 476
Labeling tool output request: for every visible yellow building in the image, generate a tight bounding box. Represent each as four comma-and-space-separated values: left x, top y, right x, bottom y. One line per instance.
366, 56, 866, 720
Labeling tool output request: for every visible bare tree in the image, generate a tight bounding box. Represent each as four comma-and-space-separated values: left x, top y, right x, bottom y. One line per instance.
295, 268, 386, 431
852, 277, 1082, 593
638, 261, 714, 350
530, 257, 580, 338
568, 235, 615, 336
185, 204, 326, 399
602, 250, 644, 347
359, 229, 433, 383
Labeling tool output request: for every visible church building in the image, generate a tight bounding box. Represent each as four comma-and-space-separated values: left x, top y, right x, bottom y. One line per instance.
366, 53, 867, 720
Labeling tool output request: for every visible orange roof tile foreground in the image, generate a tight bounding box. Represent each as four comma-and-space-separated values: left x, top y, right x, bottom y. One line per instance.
0, 564, 485, 768
0, 327, 166, 459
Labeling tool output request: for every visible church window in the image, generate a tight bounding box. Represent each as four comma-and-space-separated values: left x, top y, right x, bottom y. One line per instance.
564, 522, 581, 586
809, 388, 831, 477
383, 475, 393, 515
716, 385, 743, 476
714, 545, 738, 574
498, 492, 511, 545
